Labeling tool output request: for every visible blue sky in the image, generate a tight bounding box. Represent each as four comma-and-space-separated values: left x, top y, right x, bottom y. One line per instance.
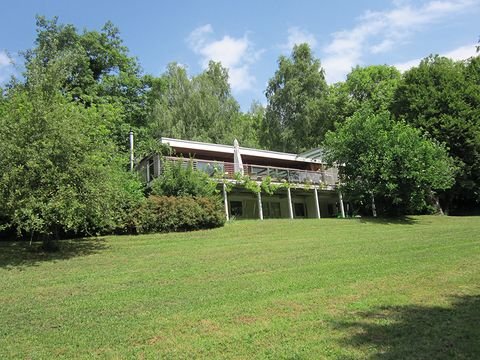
1, 0, 479, 109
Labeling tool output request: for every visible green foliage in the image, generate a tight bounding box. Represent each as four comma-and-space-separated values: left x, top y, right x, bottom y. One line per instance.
260, 176, 289, 195
345, 65, 401, 112
0, 79, 144, 239
262, 44, 329, 152
235, 173, 261, 194
135, 195, 225, 233
150, 159, 218, 198
324, 110, 456, 215
148, 62, 256, 146
391, 55, 480, 212
24, 16, 154, 152
324, 65, 401, 130
231, 101, 264, 148
231, 173, 289, 195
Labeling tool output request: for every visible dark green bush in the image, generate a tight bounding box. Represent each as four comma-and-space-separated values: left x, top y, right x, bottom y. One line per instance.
135, 195, 225, 233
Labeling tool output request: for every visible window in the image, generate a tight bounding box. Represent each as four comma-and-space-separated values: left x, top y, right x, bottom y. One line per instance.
270, 202, 281, 218
328, 204, 334, 217
263, 201, 282, 219
230, 201, 243, 217
294, 203, 306, 217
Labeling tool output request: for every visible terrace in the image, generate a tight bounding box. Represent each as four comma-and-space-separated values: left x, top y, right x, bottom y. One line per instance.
162, 156, 338, 189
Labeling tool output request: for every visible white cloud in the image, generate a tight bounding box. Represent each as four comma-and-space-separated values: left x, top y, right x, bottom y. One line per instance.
0, 51, 10, 66
0, 51, 14, 83
281, 27, 318, 51
394, 43, 478, 71
443, 43, 479, 59
187, 25, 261, 92
322, 0, 477, 83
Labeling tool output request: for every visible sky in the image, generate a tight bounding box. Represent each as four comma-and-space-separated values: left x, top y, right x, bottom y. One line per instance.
1, 0, 479, 109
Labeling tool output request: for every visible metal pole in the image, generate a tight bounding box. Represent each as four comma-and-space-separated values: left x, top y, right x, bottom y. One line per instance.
257, 191, 264, 220
223, 183, 229, 221
314, 187, 321, 219
287, 187, 294, 219
339, 191, 346, 218
129, 130, 134, 172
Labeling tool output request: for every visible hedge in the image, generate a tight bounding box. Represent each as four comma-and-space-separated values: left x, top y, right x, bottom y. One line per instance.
135, 195, 226, 233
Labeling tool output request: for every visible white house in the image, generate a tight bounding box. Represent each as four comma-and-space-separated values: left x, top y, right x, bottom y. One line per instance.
138, 137, 346, 220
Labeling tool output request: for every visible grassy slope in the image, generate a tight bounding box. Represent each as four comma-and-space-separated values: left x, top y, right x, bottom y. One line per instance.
1, 216, 479, 359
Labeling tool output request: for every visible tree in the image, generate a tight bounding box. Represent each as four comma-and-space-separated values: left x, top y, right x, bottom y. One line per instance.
231, 101, 264, 148
148, 61, 242, 145
262, 44, 328, 153
324, 110, 456, 215
24, 16, 153, 151
345, 65, 401, 112
0, 54, 144, 245
391, 55, 480, 213
324, 65, 401, 129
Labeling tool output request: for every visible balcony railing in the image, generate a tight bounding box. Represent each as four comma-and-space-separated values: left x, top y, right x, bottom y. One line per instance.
163, 156, 338, 187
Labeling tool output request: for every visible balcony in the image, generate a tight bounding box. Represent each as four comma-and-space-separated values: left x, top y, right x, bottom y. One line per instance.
163, 156, 338, 188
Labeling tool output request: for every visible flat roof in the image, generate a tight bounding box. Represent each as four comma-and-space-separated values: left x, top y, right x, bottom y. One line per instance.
160, 137, 324, 164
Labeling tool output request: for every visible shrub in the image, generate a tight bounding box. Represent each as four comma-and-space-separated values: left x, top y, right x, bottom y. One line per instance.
150, 159, 218, 198
135, 195, 225, 234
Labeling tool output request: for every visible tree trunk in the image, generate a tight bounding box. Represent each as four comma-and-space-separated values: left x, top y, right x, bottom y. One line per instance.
431, 191, 444, 215
42, 226, 60, 252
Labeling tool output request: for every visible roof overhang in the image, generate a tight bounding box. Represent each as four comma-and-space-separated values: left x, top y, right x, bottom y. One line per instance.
161, 137, 324, 164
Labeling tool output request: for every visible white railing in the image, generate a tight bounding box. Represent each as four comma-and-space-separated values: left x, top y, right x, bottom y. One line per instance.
163, 156, 338, 187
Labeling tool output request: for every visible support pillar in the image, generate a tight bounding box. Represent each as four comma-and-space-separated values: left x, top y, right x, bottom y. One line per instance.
157, 154, 161, 177
257, 191, 264, 220
287, 187, 294, 219
314, 187, 321, 219
146, 160, 150, 183
339, 191, 346, 218
129, 130, 134, 172
223, 183, 229, 221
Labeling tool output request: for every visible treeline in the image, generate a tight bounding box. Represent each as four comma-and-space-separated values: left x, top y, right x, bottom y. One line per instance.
0, 17, 479, 242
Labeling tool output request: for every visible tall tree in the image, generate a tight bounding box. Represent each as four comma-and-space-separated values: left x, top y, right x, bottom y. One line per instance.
391, 55, 480, 213
345, 65, 401, 112
24, 16, 153, 151
0, 54, 143, 243
231, 101, 264, 148
324, 110, 456, 215
148, 61, 242, 145
324, 65, 401, 129
262, 44, 328, 153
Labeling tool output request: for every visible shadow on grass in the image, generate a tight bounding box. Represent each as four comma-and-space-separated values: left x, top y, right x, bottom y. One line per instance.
0, 238, 108, 270
332, 294, 480, 359
357, 216, 418, 225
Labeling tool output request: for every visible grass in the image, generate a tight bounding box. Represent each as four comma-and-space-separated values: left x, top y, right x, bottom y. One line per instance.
1, 216, 479, 359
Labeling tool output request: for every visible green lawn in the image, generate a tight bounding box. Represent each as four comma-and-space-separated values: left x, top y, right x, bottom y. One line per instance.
1, 216, 480, 359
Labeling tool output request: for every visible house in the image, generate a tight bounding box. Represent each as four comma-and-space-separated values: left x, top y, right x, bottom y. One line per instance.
138, 137, 346, 220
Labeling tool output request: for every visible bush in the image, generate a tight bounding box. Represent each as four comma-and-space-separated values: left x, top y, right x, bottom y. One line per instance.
135, 195, 225, 234
150, 159, 218, 198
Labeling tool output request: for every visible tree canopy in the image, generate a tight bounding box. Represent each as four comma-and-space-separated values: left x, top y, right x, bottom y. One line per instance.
324, 110, 456, 215
391, 55, 480, 213
0, 57, 143, 241
147, 61, 260, 147
262, 44, 329, 153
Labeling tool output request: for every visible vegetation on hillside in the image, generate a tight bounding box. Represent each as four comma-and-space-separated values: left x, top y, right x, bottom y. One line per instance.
0, 16, 479, 242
